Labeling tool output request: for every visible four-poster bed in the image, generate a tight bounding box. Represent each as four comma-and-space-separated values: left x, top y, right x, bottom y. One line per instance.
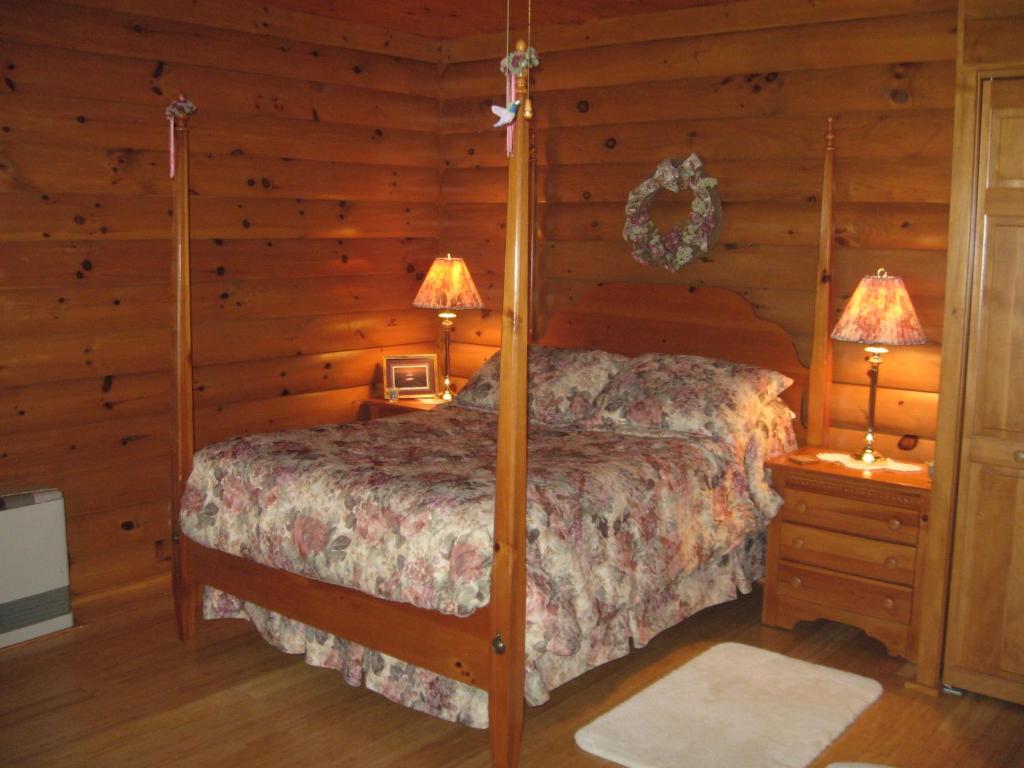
168, 54, 835, 767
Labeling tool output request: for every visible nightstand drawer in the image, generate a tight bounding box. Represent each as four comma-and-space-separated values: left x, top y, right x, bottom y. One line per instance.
782, 488, 919, 545
779, 522, 916, 585
777, 562, 913, 624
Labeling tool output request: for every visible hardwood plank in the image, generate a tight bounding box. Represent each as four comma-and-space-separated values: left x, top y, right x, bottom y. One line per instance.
444, 0, 956, 62
190, 273, 426, 323
540, 241, 819, 294
192, 310, 436, 367
0, 325, 169, 387
450, 342, 499, 380
65, 500, 172, 596
194, 344, 428, 407
6, 450, 170, 518
0, 240, 170, 288
0, 372, 168, 434
3, 582, 1024, 766
963, 17, 1024, 66
195, 384, 371, 446
441, 111, 955, 168
190, 238, 440, 281
0, 94, 439, 168
444, 157, 952, 207
0, 193, 440, 241
0, 414, 169, 483
833, 203, 951, 251
442, 13, 956, 96
0, 283, 170, 334
444, 161, 824, 205
830, 383, 940, 439
441, 61, 955, 133
0, 238, 440, 288
835, 158, 953, 204
833, 343, 942, 393
65, 0, 440, 62
1, 142, 440, 201
442, 201, 821, 247
1, 41, 439, 132
0, 1, 439, 96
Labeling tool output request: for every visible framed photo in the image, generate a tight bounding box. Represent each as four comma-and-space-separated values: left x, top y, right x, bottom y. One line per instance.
382, 354, 438, 399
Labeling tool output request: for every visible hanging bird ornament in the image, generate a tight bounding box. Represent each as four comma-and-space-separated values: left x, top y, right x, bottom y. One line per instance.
491, 100, 520, 128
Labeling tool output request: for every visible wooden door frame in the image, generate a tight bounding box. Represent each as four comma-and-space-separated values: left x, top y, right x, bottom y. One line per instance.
913, 55, 1024, 691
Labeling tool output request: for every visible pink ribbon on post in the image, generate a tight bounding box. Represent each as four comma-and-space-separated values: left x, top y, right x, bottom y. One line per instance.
506, 71, 516, 157
165, 95, 197, 179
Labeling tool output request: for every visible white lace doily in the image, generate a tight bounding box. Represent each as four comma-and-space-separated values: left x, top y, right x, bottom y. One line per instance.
816, 452, 923, 473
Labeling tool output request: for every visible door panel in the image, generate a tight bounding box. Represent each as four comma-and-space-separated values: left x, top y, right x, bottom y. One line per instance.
944, 76, 1024, 704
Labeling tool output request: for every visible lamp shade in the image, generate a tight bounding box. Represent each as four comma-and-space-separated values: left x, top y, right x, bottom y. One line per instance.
413, 253, 483, 311
831, 269, 927, 346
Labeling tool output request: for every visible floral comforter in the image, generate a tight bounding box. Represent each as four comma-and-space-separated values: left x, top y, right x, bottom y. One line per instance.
181, 402, 795, 726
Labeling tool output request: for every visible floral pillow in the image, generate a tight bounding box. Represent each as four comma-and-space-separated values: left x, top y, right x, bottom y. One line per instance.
581, 352, 793, 446
455, 345, 629, 426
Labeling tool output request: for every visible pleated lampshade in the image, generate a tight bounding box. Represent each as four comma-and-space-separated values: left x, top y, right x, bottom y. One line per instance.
413, 254, 484, 311
831, 269, 927, 346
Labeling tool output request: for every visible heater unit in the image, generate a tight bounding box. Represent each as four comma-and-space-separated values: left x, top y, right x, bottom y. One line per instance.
0, 489, 74, 648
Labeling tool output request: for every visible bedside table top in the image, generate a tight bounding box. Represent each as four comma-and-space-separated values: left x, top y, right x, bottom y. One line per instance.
364, 396, 446, 411
768, 446, 932, 492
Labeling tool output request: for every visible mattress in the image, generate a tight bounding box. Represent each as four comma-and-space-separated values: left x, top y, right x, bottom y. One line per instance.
181, 401, 795, 725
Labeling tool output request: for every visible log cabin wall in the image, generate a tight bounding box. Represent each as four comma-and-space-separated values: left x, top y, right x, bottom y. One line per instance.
439, 0, 957, 460
0, 0, 443, 597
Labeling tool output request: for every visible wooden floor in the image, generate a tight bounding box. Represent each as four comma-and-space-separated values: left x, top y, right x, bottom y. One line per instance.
2, 580, 1022, 768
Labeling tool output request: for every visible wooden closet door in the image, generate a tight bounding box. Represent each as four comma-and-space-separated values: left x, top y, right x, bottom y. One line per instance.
943, 76, 1024, 705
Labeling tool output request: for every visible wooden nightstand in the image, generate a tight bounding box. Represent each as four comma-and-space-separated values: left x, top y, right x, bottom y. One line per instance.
762, 447, 932, 661
362, 396, 445, 420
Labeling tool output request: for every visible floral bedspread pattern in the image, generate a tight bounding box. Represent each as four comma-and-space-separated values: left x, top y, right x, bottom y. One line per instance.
182, 403, 795, 726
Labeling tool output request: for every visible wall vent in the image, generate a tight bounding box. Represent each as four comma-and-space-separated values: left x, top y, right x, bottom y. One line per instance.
0, 489, 74, 648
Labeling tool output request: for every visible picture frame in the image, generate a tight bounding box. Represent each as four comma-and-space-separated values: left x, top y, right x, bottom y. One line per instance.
382, 354, 438, 399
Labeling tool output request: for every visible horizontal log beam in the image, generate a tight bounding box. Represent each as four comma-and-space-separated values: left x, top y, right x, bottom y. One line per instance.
443, 0, 955, 63
0, 1, 439, 95
66, 0, 439, 62
443, 12, 955, 95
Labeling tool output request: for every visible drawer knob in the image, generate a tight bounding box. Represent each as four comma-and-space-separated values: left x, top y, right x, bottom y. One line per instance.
793, 538, 805, 549
882, 597, 895, 610
888, 518, 901, 531
885, 557, 897, 569
790, 576, 802, 589
794, 501, 808, 514
1015, 450, 1024, 464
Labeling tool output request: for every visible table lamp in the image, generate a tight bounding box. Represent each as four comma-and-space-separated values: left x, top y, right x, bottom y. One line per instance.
830, 268, 927, 464
413, 253, 484, 401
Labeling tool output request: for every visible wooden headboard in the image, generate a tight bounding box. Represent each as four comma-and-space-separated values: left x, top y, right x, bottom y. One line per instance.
538, 281, 809, 442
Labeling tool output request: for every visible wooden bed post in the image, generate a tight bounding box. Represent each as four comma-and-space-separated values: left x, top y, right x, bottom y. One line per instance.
488, 41, 532, 768
806, 117, 835, 446
168, 96, 198, 641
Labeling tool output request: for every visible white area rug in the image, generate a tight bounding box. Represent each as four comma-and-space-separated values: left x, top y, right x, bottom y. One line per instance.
575, 643, 882, 768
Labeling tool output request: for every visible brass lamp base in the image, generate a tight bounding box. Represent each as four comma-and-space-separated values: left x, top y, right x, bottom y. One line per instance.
439, 311, 456, 402
853, 345, 888, 466
851, 445, 886, 464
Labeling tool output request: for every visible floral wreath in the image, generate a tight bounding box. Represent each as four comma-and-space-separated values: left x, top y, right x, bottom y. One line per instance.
622, 154, 722, 271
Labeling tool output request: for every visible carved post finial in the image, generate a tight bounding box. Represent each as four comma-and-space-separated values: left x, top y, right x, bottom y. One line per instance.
825, 116, 835, 151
